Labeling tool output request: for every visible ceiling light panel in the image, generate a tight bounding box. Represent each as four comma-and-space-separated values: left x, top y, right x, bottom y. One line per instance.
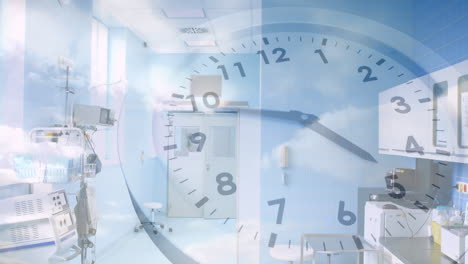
163, 8, 206, 18
184, 40, 217, 47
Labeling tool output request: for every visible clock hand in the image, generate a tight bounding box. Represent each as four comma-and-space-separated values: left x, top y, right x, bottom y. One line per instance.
240, 108, 378, 163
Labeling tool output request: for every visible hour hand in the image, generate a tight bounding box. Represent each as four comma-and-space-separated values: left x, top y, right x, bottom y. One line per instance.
258, 109, 378, 163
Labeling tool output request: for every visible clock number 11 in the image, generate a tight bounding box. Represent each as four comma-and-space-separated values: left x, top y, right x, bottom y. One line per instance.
217, 62, 246, 80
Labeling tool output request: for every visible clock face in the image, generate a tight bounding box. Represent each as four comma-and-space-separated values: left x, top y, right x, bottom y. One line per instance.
152, 28, 435, 261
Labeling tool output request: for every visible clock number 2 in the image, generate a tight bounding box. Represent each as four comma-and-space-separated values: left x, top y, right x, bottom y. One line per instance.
267, 198, 285, 224
358, 66, 378, 82
189, 132, 206, 152
257, 48, 290, 64
216, 173, 237, 196
390, 96, 411, 114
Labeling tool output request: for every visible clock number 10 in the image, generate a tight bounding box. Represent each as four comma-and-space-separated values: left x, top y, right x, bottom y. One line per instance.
186, 92, 220, 112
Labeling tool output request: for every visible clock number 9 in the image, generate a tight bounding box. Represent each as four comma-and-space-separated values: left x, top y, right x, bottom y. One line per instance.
186, 92, 220, 112
216, 172, 237, 196
390, 96, 411, 114
189, 132, 206, 152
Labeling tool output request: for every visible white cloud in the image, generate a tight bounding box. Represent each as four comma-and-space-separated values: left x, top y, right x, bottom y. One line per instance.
185, 233, 237, 264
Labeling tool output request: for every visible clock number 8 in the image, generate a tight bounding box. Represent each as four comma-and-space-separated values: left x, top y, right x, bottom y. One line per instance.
216, 172, 237, 196
390, 96, 411, 114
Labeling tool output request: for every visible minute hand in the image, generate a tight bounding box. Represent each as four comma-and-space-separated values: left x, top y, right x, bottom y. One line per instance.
303, 118, 378, 163
259, 109, 378, 163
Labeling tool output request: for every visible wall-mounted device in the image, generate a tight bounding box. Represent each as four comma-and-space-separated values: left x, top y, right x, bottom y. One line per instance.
441, 226, 468, 263
433, 81, 449, 148
73, 104, 115, 127
279, 145, 288, 185
0, 190, 80, 264
458, 74, 468, 148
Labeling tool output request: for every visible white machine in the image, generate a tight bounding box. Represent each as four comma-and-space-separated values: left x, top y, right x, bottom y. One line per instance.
441, 226, 468, 263
364, 201, 431, 247
0, 190, 80, 264
73, 104, 115, 127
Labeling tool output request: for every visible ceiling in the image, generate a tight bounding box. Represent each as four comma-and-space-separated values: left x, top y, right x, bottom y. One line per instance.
94, 0, 262, 53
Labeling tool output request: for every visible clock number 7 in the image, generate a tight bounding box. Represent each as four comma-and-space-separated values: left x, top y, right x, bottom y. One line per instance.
267, 198, 285, 224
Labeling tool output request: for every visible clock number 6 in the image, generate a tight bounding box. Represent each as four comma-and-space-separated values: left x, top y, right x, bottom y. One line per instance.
216, 173, 237, 196
267, 198, 285, 225
390, 96, 411, 114
189, 132, 206, 152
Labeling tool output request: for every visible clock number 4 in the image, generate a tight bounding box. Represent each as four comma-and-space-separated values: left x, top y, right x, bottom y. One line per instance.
391, 96, 411, 114
358, 66, 378, 82
217, 62, 246, 80
406, 136, 424, 155
267, 198, 285, 225
257, 48, 290, 64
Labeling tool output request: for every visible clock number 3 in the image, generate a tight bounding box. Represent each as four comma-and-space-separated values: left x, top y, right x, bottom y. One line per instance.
390, 96, 411, 114
216, 173, 237, 196
358, 65, 378, 82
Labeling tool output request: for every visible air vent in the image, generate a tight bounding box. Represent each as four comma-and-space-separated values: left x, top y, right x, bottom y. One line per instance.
9, 225, 38, 243
15, 199, 43, 216
180, 27, 209, 34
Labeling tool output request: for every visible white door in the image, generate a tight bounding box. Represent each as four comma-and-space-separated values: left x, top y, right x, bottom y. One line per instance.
167, 112, 238, 219
203, 113, 238, 219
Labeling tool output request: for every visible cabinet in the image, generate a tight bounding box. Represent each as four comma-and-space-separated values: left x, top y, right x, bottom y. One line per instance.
379, 59, 468, 163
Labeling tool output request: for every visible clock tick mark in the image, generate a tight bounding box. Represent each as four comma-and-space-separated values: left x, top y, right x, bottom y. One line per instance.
418, 98, 431, 103
406, 81, 413, 84
408, 213, 416, 220
238, 225, 244, 233
288, 36, 291, 42
210, 209, 217, 216
231, 48, 236, 52
179, 179, 188, 183
388, 66, 394, 70
376, 58, 385, 65
242, 43, 246, 48
195, 197, 209, 208
335, 41, 338, 47
163, 144, 177, 151
209, 56, 219, 63
252, 40, 257, 46
357, 49, 362, 54
426, 194, 435, 200
322, 242, 327, 251
268, 233, 277, 248
224, 217, 230, 224
398, 73, 404, 77
436, 149, 451, 156
276, 37, 279, 42
438, 162, 447, 166
432, 184, 440, 189
414, 89, 422, 93
173, 168, 182, 172
254, 232, 258, 240
300, 36, 302, 42
220, 52, 226, 56
188, 189, 196, 195
322, 38, 328, 46
368, 54, 373, 59
385, 228, 392, 236
311, 37, 314, 43
172, 93, 184, 99
169, 157, 177, 161
346, 45, 350, 50
436, 173, 446, 178
288, 240, 291, 248
202, 64, 208, 67
185, 77, 192, 81
193, 70, 199, 73
262, 37, 269, 45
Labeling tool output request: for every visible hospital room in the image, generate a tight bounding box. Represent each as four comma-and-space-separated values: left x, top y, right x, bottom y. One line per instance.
2, 0, 468, 263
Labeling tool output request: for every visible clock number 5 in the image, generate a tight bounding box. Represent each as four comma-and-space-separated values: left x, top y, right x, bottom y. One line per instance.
358, 66, 378, 82
390, 96, 411, 114
267, 198, 285, 225
216, 173, 237, 195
